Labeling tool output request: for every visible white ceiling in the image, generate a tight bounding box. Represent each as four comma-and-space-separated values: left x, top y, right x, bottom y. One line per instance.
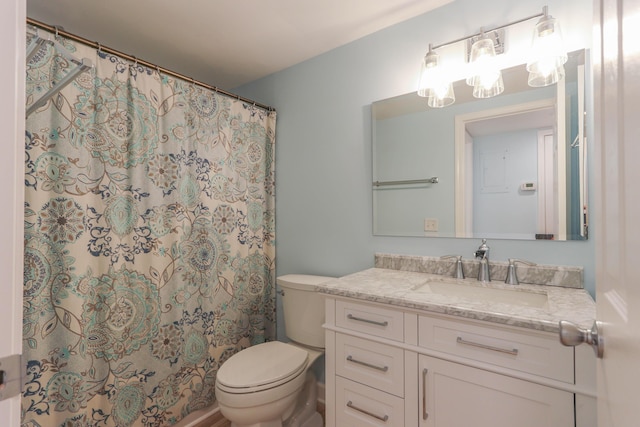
27, 0, 451, 90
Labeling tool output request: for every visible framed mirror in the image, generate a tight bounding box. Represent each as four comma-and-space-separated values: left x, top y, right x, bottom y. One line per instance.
372, 49, 588, 241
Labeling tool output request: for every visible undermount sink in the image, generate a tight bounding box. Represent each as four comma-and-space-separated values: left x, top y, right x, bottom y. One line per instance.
413, 280, 549, 309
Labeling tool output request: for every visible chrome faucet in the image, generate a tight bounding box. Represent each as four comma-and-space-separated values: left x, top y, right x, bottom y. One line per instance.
474, 239, 490, 282
440, 255, 465, 279
504, 258, 536, 285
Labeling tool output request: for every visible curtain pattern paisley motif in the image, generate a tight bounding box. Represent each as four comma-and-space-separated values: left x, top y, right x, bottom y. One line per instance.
22, 32, 276, 427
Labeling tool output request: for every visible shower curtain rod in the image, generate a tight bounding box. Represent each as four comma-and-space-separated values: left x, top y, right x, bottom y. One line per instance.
27, 17, 276, 113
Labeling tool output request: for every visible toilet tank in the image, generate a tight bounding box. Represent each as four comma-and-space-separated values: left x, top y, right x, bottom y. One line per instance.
277, 274, 334, 349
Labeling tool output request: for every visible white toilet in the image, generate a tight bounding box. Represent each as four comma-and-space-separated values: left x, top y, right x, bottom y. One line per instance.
215, 274, 333, 427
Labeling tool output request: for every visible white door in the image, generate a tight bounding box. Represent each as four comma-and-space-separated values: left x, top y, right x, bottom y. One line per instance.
0, 0, 25, 426
593, 0, 640, 425
537, 129, 556, 237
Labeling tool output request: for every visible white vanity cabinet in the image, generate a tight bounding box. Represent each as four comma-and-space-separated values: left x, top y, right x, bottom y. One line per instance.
324, 296, 596, 427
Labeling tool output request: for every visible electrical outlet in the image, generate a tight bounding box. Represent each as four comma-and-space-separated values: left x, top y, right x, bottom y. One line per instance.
424, 218, 438, 232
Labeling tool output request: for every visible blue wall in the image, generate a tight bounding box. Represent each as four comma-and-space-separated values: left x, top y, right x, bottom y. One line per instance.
374, 107, 456, 236
234, 0, 595, 341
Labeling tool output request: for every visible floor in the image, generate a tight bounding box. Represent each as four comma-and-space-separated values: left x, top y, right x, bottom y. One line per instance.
191, 412, 230, 427
194, 402, 325, 427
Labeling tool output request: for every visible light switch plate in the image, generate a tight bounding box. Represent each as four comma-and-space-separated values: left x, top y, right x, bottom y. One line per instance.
424, 218, 438, 232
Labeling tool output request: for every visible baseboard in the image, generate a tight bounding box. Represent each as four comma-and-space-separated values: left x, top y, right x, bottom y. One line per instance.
179, 404, 229, 427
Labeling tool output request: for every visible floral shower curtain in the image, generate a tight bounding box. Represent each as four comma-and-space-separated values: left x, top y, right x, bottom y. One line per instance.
22, 30, 276, 427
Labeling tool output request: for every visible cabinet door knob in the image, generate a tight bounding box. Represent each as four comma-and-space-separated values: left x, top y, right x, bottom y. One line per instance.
559, 320, 604, 358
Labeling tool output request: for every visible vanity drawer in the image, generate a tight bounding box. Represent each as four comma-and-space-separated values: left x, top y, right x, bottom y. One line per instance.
335, 300, 404, 342
418, 315, 574, 383
335, 333, 404, 397
335, 376, 404, 427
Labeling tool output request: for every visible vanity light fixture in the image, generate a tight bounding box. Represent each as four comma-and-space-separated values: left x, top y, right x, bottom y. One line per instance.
526, 6, 568, 87
468, 29, 504, 98
417, 44, 455, 108
416, 6, 565, 108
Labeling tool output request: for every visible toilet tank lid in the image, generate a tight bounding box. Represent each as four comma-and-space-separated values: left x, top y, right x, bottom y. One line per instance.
277, 274, 335, 290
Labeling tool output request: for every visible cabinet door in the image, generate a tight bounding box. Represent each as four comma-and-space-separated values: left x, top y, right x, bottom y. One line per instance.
418, 355, 574, 427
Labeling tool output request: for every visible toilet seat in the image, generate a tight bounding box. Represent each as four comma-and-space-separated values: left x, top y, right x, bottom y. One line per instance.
216, 341, 309, 394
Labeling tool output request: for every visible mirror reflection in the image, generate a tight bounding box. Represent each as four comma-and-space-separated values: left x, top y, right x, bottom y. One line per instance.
372, 49, 588, 241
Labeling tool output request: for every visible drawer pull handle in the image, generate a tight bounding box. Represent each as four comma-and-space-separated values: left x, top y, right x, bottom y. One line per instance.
422, 368, 429, 420
346, 355, 389, 372
456, 336, 519, 356
346, 400, 389, 422
347, 313, 389, 327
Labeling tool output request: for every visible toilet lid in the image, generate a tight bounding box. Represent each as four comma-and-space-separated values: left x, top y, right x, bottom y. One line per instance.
216, 341, 308, 389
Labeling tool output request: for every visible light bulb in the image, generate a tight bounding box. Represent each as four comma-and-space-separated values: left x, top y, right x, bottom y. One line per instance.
469, 36, 504, 98
527, 10, 567, 87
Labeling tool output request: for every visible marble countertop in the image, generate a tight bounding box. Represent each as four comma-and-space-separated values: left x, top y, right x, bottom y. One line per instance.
316, 268, 596, 334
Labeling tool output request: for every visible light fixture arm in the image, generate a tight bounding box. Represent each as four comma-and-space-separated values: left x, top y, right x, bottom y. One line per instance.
430, 7, 547, 51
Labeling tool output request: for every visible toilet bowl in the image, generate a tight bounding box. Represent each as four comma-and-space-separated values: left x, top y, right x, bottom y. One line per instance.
215, 341, 323, 427
215, 274, 333, 427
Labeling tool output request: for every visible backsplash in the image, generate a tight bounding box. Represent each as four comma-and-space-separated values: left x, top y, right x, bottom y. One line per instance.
374, 253, 584, 289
